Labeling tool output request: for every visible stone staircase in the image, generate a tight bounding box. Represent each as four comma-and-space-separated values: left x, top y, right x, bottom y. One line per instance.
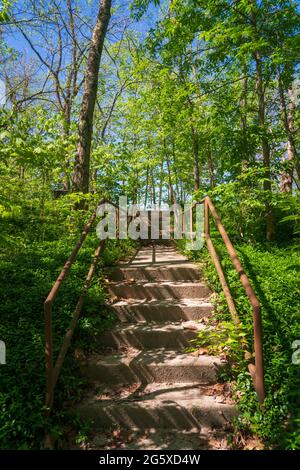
74, 242, 237, 450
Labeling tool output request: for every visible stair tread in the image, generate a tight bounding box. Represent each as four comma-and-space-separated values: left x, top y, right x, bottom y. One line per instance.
79, 349, 225, 385
88, 382, 232, 401
87, 428, 230, 450
111, 298, 213, 307
107, 262, 200, 269
83, 392, 235, 408
74, 384, 237, 431
81, 349, 224, 367
109, 280, 207, 286
108, 281, 211, 300
101, 321, 206, 333
107, 299, 213, 323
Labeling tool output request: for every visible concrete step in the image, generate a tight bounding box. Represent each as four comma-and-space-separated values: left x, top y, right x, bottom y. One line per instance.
108, 281, 211, 300
126, 246, 188, 266
71, 242, 237, 449
105, 263, 201, 282
79, 350, 224, 385
74, 384, 237, 430
88, 428, 230, 450
109, 298, 213, 323
98, 322, 205, 350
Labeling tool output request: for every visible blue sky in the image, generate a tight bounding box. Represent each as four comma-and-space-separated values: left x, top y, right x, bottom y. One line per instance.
0, 0, 161, 106
5, 0, 160, 57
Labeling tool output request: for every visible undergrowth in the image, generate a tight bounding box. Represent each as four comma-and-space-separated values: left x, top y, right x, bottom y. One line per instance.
0, 201, 136, 449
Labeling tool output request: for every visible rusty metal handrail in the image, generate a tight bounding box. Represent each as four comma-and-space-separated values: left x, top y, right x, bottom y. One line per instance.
44, 202, 105, 412
44, 198, 130, 412
202, 196, 265, 403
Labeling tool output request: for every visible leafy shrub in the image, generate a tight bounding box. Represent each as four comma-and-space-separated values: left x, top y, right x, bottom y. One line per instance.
200, 167, 300, 243
0, 202, 135, 449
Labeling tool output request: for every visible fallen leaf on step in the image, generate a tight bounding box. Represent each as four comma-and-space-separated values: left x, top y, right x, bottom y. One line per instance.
98, 393, 110, 400
244, 351, 253, 360
182, 321, 198, 330
220, 353, 228, 362
198, 347, 209, 355
209, 437, 228, 449
205, 383, 227, 396
244, 438, 264, 450
215, 395, 226, 404
191, 347, 208, 356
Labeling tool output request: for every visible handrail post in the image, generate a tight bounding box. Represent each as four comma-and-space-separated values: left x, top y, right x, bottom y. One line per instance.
205, 198, 210, 239
190, 205, 193, 241
116, 208, 120, 238
45, 300, 53, 412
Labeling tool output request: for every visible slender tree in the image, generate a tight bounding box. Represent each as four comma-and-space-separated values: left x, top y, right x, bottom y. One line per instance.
73, 0, 112, 193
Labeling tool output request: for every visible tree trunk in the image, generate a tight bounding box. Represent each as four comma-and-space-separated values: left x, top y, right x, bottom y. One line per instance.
62, 110, 71, 191
278, 77, 298, 192
208, 145, 214, 189
144, 165, 149, 207
151, 168, 156, 206
254, 50, 274, 241
172, 138, 180, 197
73, 0, 111, 193
191, 125, 200, 192
133, 168, 139, 205
164, 139, 176, 204
166, 158, 176, 204
240, 72, 249, 167
158, 158, 163, 207
179, 180, 183, 205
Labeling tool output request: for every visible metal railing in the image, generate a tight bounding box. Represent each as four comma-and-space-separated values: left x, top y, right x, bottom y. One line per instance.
201, 196, 265, 403
44, 196, 264, 411
44, 205, 102, 412
44, 198, 132, 412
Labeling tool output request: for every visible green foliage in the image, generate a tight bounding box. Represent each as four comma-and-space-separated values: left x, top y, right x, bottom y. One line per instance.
188, 320, 249, 364
202, 168, 300, 243
0, 198, 135, 449
0, 1, 10, 22
130, 0, 160, 20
